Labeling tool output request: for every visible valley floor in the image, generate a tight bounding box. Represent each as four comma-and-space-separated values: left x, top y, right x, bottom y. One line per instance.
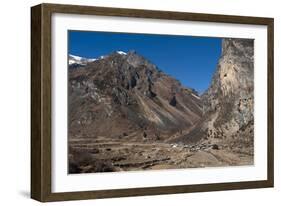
68, 136, 254, 174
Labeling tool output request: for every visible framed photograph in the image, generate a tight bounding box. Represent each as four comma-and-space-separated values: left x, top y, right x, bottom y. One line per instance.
31, 3, 274, 202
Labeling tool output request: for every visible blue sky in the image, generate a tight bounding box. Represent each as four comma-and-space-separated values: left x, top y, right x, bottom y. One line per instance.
68, 31, 222, 94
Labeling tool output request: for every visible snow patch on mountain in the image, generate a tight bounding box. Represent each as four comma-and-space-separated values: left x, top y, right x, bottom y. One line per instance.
117, 51, 127, 55
69, 51, 127, 66
69, 54, 96, 65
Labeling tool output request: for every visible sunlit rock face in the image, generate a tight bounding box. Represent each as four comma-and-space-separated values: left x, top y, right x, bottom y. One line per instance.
182, 38, 254, 144
203, 38, 254, 138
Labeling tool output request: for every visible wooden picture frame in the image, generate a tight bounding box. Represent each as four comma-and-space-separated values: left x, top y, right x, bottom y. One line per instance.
31, 3, 274, 202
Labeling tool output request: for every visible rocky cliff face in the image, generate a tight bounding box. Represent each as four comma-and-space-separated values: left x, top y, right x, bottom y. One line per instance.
181, 38, 254, 146
68, 51, 202, 140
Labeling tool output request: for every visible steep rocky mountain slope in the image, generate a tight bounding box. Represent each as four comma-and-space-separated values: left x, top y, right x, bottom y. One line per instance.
178, 38, 254, 151
68, 39, 254, 173
68, 51, 202, 141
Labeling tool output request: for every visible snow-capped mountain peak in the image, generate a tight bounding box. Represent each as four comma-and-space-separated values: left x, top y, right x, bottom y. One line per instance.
69, 51, 127, 68
69, 54, 83, 61
69, 54, 97, 66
